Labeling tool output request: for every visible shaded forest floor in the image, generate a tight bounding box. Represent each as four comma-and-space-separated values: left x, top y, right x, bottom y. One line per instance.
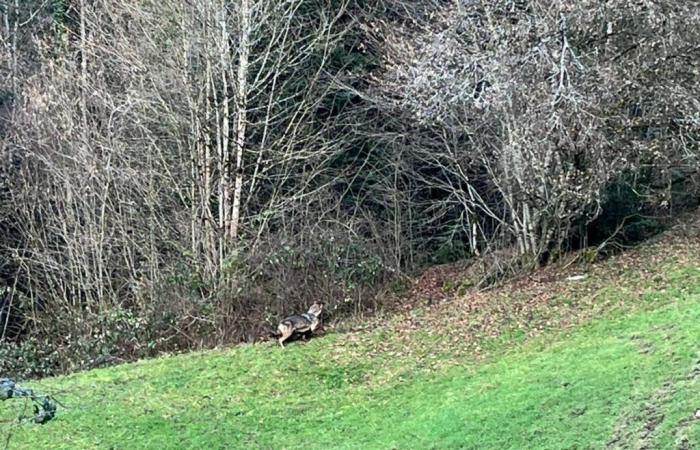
3, 211, 700, 449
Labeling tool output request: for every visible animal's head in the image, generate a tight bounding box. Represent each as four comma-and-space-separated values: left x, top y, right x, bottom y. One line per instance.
307, 302, 324, 317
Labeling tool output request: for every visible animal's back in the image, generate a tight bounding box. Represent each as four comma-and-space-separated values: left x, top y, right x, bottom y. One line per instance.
280, 313, 316, 332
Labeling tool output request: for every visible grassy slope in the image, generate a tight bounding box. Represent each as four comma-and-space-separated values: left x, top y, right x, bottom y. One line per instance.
3, 219, 700, 449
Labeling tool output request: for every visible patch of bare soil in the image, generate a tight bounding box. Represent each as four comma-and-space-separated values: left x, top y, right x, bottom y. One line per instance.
673, 357, 700, 449
606, 382, 674, 450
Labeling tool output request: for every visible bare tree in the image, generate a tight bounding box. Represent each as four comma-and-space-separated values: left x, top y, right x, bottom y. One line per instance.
182, 0, 357, 280
364, 0, 700, 264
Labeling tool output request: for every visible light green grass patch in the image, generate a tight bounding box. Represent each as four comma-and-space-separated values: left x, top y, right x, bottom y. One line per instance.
2, 269, 700, 449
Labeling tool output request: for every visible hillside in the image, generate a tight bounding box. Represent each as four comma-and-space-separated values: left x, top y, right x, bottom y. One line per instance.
2, 213, 700, 449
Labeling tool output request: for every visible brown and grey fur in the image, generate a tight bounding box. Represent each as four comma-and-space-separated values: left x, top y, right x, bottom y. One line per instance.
276, 302, 323, 347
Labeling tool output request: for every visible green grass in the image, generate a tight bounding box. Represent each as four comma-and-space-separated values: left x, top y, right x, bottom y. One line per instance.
3, 269, 700, 449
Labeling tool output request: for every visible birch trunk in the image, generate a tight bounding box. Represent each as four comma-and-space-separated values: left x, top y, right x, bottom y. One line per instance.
79, 0, 88, 134
219, 1, 231, 238
229, 0, 250, 241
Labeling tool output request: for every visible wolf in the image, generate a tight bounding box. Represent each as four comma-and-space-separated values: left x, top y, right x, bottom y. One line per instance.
276, 302, 324, 347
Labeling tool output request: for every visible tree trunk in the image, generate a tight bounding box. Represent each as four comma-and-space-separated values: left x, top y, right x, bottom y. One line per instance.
229, 0, 250, 241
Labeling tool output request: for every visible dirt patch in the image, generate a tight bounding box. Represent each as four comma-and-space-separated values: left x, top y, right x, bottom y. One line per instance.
674, 412, 700, 450
686, 358, 700, 380
607, 383, 674, 449
639, 406, 665, 449
673, 358, 700, 449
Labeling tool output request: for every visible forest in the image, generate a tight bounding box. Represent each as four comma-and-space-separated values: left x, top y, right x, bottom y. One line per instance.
1, 0, 698, 378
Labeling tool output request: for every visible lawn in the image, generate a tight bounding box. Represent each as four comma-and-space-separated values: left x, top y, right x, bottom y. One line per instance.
2, 240, 700, 449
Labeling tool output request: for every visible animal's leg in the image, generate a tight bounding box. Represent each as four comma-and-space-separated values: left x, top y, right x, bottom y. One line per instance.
278, 326, 293, 347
